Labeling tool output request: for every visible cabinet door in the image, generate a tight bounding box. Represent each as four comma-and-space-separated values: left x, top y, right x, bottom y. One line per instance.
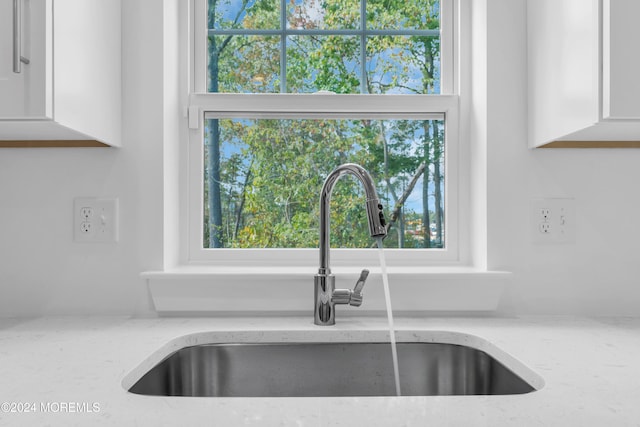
0, 0, 49, 119
0, 0, 27, 117
603, 0, 640, 119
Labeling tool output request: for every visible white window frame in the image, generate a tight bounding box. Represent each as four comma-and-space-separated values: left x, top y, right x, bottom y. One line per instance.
183, 0, 464, 268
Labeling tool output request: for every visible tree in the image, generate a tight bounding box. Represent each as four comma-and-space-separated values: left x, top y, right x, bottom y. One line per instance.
204, 0, 444, 249
206, 0, 280, 247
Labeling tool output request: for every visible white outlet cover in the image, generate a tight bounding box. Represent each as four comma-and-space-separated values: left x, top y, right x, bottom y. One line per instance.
531, 198, 576, 244
74, 197, 119, 243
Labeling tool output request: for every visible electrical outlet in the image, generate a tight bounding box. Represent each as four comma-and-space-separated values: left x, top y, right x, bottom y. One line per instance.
80, 207, 93, 219
531, 198, 575, 244
80, 221, 93, 235
539, 208, 550, 222
74, 197, 119, 242
539, 223, 551, 234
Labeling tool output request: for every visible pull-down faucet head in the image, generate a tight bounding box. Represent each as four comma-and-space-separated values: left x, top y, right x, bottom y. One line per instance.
318, 163, 387, 274
315, 163, 387, 326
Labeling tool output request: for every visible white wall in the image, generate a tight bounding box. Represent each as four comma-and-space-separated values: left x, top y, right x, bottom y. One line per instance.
1, 0, 639, 317
483, 0, 640, 315
0, 0, 168, 316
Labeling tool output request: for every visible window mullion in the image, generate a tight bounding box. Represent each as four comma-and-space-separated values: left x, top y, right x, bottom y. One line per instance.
280, 0, 287, 93
190, 93, 459, 114
361, 0, 367, 94
207, 29, 439, 37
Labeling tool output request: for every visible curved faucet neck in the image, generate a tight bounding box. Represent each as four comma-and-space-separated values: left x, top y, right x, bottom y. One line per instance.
318, 163, 386, 273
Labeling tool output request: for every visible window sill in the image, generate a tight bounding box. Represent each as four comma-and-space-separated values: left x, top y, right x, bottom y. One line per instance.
141, 267, 511, 314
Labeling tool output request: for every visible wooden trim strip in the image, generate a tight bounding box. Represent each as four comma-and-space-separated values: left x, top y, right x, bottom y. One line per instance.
0, 140, 110, 148
540, 141, 640, 149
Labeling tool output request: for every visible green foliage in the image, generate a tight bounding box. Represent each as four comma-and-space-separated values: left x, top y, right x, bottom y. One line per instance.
207, 117, 444, 248
204, 0, 445, 249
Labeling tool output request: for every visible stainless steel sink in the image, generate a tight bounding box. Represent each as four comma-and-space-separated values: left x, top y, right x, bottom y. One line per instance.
128, 341, 537, 397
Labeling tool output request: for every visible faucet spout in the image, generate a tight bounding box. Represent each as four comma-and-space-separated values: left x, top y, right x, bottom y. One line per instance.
318, 163, 387, 274
314, 163, 387, 326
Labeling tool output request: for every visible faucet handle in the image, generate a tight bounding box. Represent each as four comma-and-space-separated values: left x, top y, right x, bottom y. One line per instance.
331, 269, 369, 306
349, 269, 369, 306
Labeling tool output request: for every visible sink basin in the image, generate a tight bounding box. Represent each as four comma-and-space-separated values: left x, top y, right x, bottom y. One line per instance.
127, 334, 540, 397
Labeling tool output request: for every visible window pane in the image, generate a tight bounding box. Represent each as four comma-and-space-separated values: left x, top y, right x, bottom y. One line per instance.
287, 0, 360, 30
205, 1, 444, 94
287, 36, 361, 93
210, 0, 280, 30
208, 35, 281, 93
366, 0, 440, 30
203, 118, 445, 249
366, 35, 441, 94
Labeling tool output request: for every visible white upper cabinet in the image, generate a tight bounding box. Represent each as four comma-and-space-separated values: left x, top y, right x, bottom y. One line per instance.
0, 0, 44, 119
0, 0, 121, 147
602, 0, 640, 120
528, 0, 640, 148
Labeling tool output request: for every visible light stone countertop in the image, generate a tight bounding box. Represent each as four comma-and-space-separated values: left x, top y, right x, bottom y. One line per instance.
0, 315, 639, 426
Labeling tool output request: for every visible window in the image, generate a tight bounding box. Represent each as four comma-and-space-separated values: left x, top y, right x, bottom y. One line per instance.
187, 0, 459, 265
203, 0, 442, 94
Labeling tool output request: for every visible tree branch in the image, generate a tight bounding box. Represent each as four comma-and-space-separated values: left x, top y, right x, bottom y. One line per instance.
371, 161, 427, 246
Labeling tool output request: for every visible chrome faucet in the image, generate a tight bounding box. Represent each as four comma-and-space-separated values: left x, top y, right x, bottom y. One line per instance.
314, 163, 387, 326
